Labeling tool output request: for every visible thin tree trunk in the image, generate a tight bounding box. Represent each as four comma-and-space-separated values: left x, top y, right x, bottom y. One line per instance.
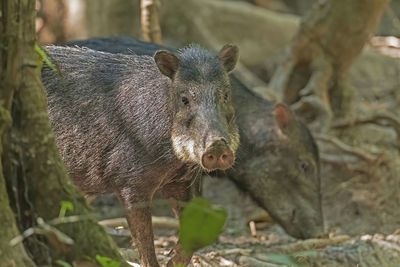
0, 0, 37, 265
141, 0, 162, 43
269, 0, 389, 131
0, 0, 126, 265
36, 0, 67, 44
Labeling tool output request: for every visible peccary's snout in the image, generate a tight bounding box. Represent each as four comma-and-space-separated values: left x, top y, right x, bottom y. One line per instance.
201, 138, 234, 171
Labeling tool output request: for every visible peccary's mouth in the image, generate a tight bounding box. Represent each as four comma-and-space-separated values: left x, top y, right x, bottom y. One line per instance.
171, 134, 236, 171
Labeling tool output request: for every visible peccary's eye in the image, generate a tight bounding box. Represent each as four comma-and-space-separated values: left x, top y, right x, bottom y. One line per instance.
181, 96, 189, 106
224, 92, 229, 102
299, 161, 310, 173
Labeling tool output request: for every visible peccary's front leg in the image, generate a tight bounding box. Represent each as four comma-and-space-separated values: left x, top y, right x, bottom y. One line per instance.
120, 193, 160, 267
162, 181, 193, 267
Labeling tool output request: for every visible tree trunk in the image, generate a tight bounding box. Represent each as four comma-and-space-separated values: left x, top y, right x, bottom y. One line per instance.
141, 0, 162, 44
268, 0, 389, 131
85, 0, 141, 39
0, 0, 126, 265
0, 1, 38, 266
36, 0, 67, 44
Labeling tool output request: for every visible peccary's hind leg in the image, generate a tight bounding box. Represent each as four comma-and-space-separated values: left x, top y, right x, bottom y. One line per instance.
162, 181, 193, 267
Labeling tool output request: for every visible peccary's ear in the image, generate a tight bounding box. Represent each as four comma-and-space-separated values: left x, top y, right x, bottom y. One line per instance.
218, 44, 239, 73
154, 50, 179, 79
274, 103, 292, 133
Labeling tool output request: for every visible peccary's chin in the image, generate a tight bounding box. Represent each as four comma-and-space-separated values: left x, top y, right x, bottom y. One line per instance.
171, 134, 201, 164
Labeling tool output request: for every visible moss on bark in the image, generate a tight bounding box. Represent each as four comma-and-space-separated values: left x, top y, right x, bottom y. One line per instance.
0, 0, 127, 265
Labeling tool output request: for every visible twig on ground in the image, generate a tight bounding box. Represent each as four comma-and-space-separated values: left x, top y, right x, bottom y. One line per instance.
99, 216, 179, 230
249, 221, 257, 237
372, 238, 400, 252
271, 235, 351, 253
49, 214, 94, 225
208, 248, 252, 257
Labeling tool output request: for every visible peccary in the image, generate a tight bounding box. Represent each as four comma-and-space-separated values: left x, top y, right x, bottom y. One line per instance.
42, 44, 239, 267
229, 76, 323, 238
66, 37, 324, 239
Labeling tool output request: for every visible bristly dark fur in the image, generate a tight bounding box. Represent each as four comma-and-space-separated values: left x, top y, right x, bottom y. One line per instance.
177, 45, 225, 82
43, 46, 175, 195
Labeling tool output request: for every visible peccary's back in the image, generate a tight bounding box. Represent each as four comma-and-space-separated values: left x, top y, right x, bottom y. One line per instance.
42, 46, 173, 193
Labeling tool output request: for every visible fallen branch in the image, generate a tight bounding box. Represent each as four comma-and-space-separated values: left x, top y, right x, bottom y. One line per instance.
210, 248, 252, 257
271, 235, 351, 254
373, 238, 400, 252
99, 216, 179, 231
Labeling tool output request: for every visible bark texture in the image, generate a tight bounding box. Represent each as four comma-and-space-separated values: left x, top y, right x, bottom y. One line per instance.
36, 0, 88, 44
85, 0, 141, 39
1, 0, 126, 265
36, 0, 67, 44
0, 1, 38, 266
268, 0, 390, 131
140, 0, 162, 44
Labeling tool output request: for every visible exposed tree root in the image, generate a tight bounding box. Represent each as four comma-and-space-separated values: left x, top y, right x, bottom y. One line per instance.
316, 134, 384, 164
332, 112, 400, 147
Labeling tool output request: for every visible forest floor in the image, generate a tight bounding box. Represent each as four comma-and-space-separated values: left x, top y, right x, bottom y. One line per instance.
93, 173, 400, 267
93, 189, 400, 267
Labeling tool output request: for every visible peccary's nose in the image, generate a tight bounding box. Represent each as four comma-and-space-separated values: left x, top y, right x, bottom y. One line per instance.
201, 139, 234, 171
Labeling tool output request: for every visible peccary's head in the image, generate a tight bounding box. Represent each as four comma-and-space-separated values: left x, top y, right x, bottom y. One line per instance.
154, 45, 239, 171
228, 74, 324, 238
236, 103, 323, 239
266, 104, 323, 238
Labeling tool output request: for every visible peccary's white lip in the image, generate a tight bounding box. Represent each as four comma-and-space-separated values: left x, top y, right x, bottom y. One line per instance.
171, 135, 200, 163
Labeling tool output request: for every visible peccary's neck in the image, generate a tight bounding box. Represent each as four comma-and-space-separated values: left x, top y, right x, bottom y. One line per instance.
230, 75, 275, 149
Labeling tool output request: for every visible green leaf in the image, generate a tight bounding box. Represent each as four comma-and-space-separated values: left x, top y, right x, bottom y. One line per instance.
35, 43, 56, 71
179, 197, 227, 254
59, 201, 74, 218
55, 260, 72, 267
96, 255, 121, 267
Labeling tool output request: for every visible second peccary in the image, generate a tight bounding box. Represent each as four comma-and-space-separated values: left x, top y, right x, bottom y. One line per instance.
42, 44, 239, 267
67, 37, 324, 239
